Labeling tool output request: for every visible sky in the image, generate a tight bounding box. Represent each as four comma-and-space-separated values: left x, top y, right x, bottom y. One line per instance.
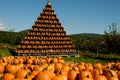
0, 0, 120, 34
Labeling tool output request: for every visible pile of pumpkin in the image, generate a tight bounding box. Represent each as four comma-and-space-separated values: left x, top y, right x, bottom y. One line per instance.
0, 56, 120, 80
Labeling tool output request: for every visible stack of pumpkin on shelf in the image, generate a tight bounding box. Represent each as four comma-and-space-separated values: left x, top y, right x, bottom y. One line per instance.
0, 56, 120, 80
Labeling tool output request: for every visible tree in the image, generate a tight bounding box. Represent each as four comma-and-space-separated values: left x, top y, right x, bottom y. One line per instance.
104, 23, 120, 54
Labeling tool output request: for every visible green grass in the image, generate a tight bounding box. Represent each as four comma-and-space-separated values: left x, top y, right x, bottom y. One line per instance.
63, 52, 120, 65
0, 48, 12, 56
80, 52, 120, 59
63, 56, 111, 65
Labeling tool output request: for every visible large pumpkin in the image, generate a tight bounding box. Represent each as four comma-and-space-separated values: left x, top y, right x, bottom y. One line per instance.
15, 69, 31, 79
79, 70, 93, 80
68, 69, 77, 80
2, 73, 15, 80
35, 69, 55, 80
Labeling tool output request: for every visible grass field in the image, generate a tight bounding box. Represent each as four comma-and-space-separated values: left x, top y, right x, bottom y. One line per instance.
0, 48, 12, 56
63, 52, 120, 65
63, 56, 118, 65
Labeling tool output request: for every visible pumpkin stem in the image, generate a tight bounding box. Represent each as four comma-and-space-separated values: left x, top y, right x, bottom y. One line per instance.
25, 71, 31, 79
108, 71, 113, 77
0, 57, 5, 63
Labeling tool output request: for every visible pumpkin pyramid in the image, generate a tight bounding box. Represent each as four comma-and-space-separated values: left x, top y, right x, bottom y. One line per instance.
16, 1, 78, 56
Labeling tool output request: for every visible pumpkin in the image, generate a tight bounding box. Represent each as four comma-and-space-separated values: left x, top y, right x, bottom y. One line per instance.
51, 74, 64, 80
103, 69, 118, 78
94, 75, 107, 80
62, 64, 70, 72
33, 58, 40, 65
47, 63, 55, 72
93, 62, 103, 70
68, 69, 77, 80
79, 70, 93, 80
26, 58, 33, 64
68, 62, 75, 68
12, 58, 20, 65
85, 63, 93, 72
51, 58, 58, 64
2, 73, 15, 80
0, 63, 5, 74
27, 70, 39, 80
5, 64, 20, 74
54, 62, 63, 74
35, 69, 55, 80
46, 57, 52, 64
117, 71, 120, 80
91, 69, 102, 79
77, 63, 86, 72
60, 69, 68, 80
19, 58, 24, 64
39, 58, 47, 65
58, 59, 65, 64
15, 69, 31, 79
108, 76, 119, 80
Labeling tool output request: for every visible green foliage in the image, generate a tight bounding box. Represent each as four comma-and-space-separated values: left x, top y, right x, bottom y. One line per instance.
70, 33, 104, 53
104, 23, 120, 54
0, 30, 28, 45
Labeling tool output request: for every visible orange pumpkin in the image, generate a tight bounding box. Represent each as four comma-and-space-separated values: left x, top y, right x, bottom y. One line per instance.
2, 73, 15, 80
12, 58, 19, 65
108, 76, 119, 80
77, 63, 86, 72
15, 69, 31, 79
35, 69, 55, 80
54, 62, 63, 74
51, 58, 58, 64
51, 74, 64, 80
91, 69, 103, 79
103, 69, 118, 78
5, 64, 19, 74
26, 58, 33, 64
46, 57, 52, 64
79, 70, 93, 80
60, 69, 68, 80
0, 63, 4, 74
85, 63, 93, 72
93, 62, 103, 70
117, 71, 120, 80
94, 75, 107, 80
68, 69, 77, 80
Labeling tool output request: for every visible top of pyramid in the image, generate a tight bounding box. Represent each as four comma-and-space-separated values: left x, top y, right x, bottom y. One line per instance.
47, 1, 51, 6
